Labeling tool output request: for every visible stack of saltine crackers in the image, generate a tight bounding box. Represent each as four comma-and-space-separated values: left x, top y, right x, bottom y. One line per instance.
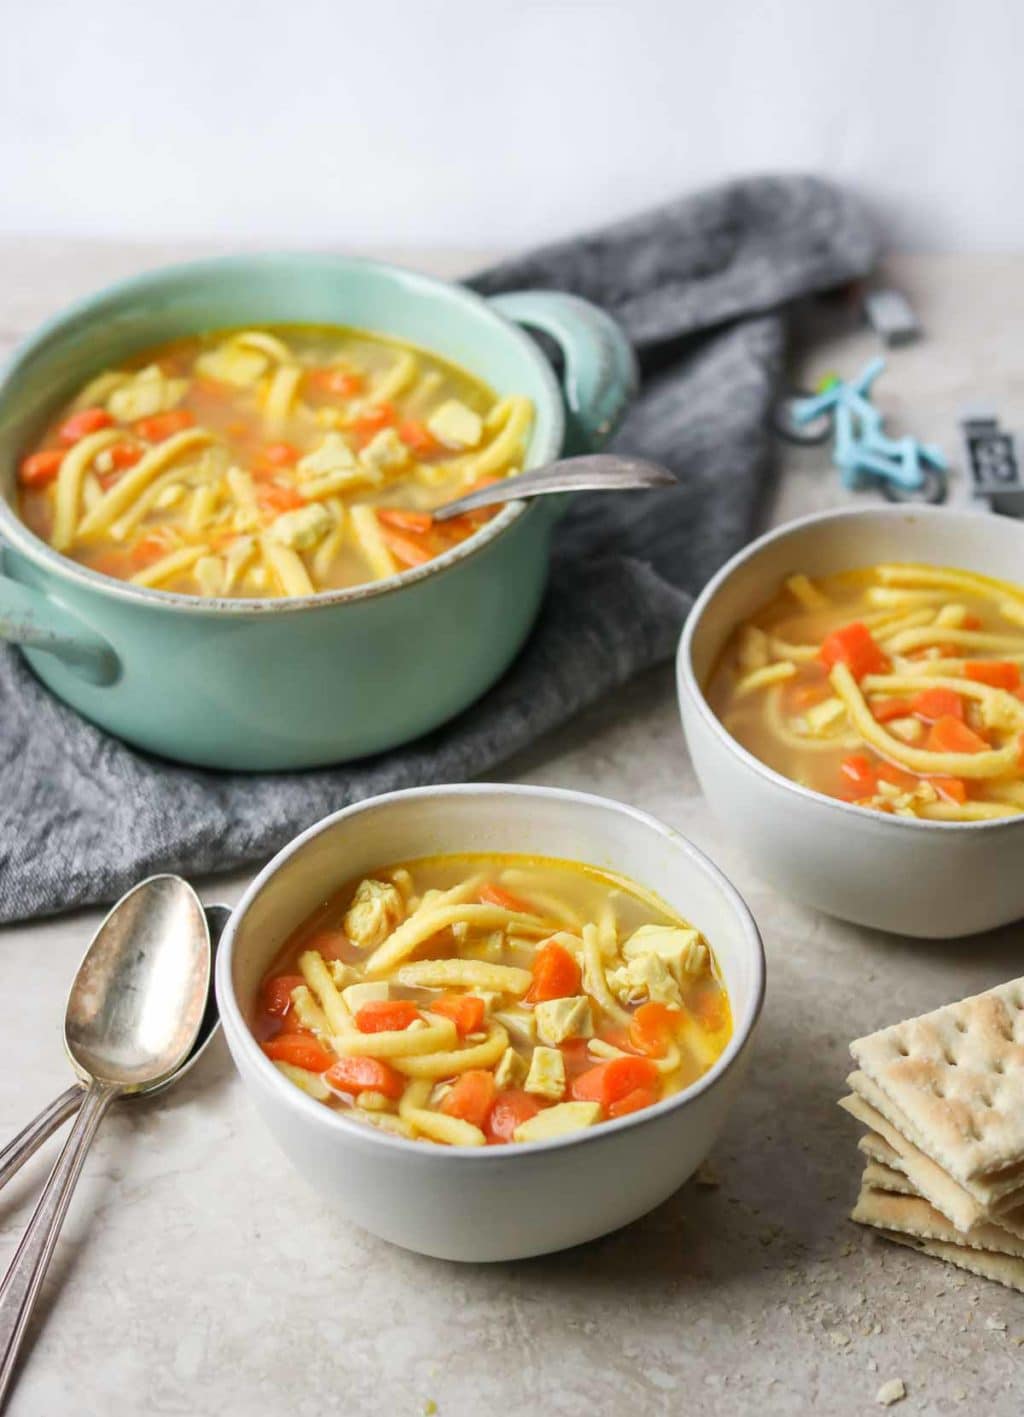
840, 976, 1024, 1291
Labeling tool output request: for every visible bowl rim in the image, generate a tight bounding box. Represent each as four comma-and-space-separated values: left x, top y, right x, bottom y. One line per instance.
0, 250, 565, 618
215, 782, 766, 1159
678, 502, 1024, 835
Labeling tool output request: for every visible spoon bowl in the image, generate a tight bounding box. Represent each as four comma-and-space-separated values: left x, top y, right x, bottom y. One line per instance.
0, 903, 229, 1199
65, 875, 211, 1089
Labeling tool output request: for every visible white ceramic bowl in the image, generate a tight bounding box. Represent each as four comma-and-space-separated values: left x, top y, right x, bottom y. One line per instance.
216, 784, 765, 1262
678, 505, 1024, 939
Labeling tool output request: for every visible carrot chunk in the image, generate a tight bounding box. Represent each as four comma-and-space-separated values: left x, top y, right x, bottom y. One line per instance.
570, 1056, 660, 1109
876, 760, 919, 790
59, 407, 113, 443
380, 527, 433, 568
608, 1087, 658, 1119
134, 409, 195, 442
431, 993, 485, 1037
256, 483, 307, 513
130, 529, 177, 567
485, 1089, 540, 1143
263, 1034, 335, 1073
819, 621, 889, 679
106, 441, 144, 471
325, 1055, 405, 1099
525, 941, 581, 1003
259, 442, 300, 467
926, 715, 989, 754
355, 999, 421, 1033
928, 776, 968, 804
376, 508, 435, 535
839, 754, 877, 797
262, 974, 305, 1017
965, 661, 1021, 691
628, 1001, 681, 1058
349, 402, 396, 446
18, 449, 64, 487
870, 697, 913, 724
911, 687, 965, 722
306, 367, 364, 399
440, 1069, 497, 1128
479, 881, 536, 914
398, 420, 442, 457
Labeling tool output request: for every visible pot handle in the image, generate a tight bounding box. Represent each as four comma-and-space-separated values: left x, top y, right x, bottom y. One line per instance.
488, 291, 637, 454
0, 569, 119, 686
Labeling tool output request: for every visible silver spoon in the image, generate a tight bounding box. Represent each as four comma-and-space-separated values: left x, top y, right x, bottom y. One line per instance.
430, 453, 676, 521
0, 876, 210, 1405
0, 903, 228, 1196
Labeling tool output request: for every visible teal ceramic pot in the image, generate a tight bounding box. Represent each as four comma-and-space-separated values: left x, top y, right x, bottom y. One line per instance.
0, 255, 636, 768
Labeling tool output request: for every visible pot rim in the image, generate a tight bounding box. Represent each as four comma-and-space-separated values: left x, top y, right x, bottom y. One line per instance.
678, 502, 1024, 835
215, 782, 766, 1160
0, 251, 565, 617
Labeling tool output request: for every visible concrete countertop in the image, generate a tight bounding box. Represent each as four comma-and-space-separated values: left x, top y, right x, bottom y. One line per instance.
1, 243, 1022, 1416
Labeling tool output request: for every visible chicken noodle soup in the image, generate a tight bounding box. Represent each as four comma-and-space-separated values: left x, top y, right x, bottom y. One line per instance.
706, 563, 1024, 821
16, 326, 534, 597
253, 854, 732, 1146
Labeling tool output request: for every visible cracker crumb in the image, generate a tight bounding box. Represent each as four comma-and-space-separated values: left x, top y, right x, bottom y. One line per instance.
694, 1159, 720, 1188
985, 1316, 1007, 1331
876, 1378, 906, 1406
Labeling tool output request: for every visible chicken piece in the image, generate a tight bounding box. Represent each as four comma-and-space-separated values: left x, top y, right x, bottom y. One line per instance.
513, 1101, 601, 1142
534, 995, 594, 1047
494, 1046, 527, 1090
427, 399, 483, 450
195, 340, 269, 388
267, 502, 332, 551
524, 1046, 565, 1101
359, 428, 410, 474
493, 1007, 536, 1046
107, 364, 188, 421
343, 878, 405, 950
607, 952, 683, 1009
341, 980, 389, 1014
296, 432, 358, 480
622, 925, 707, 981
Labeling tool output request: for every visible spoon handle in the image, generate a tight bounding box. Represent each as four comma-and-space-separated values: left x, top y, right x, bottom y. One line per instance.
431, 454, 676, 521
0, 1081, 118, 1405
0, 1087, 83, 1195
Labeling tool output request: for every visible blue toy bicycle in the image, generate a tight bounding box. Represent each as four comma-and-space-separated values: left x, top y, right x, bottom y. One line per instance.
773, 357, 948, 504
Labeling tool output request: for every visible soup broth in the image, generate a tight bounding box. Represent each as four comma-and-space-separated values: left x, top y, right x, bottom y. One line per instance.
253, 853, 732, 1147
16, 325, 533, 598
706, 563, 1024, 821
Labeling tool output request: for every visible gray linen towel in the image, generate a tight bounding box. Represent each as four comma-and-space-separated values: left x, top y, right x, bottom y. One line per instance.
0, 175, 876, 922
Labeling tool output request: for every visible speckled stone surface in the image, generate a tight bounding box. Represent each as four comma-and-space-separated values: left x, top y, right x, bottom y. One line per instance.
2, 245, 1024, 1416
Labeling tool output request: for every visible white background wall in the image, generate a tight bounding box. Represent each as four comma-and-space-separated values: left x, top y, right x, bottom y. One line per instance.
4, 0, 1022, 251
